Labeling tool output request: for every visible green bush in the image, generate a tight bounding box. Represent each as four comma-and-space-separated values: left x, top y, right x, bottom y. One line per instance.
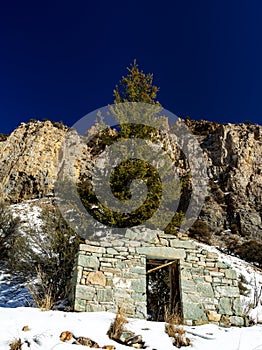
236, 240, 262, 267
0, 202, 20, 258
7, 207, 82, 307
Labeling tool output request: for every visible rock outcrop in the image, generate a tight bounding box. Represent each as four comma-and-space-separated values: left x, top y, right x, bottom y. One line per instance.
0, 119, 261, 244
186, 120, 261, 242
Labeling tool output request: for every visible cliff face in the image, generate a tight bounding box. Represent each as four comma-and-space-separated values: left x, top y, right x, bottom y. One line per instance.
0, 121, 67, 201
186, 120, 261, 242
0, 119, 261, 243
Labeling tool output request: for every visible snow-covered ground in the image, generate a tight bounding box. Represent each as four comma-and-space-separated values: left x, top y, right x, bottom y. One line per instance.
197, 242, 262, 323
10, 199, 45, 232
0, 265, 30, 308
1, 308, 262, 350
1, 246, 262, 350
1, 199, 262, 349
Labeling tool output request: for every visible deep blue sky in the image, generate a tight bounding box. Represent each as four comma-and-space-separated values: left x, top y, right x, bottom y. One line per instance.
0, 0, 262, 134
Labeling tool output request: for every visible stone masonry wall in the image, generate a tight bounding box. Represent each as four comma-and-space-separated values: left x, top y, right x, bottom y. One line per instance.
71, 227, 245, 326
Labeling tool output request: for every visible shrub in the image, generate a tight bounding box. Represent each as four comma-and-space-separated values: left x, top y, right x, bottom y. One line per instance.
188, 219, 211, 244
7, 207, 82, 308
236, 240, 262, 267
224, 237, 262, 267
0, 202, 20, 258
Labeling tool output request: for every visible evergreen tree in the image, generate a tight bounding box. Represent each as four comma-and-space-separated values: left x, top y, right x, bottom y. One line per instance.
113, 59, 161, 105
78, 61, 184, 234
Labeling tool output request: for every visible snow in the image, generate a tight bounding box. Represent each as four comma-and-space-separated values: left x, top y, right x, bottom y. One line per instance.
0, 308, 262, 350
196, 242, 262, 322
11, 200, 44, 232
1, 199, 262, 349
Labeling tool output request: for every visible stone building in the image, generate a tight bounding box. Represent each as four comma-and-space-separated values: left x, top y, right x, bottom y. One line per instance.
71, 227, 245, 326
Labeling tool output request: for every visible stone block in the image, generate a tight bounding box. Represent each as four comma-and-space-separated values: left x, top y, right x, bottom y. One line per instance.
87, 271, 106, 286
117, 247, 128, 252
140, 230, 159, 243
212, 277, 222, 283
230, 316, 244, 327
100, 257, 117, 263
85, 240, 100, 246
225, 269, 237, 280
205, 276, 212, 283
159, 238, 168, 246
218, 297, 233, 315
79, 244, 106, 254
223, 280, 233, 286
183, 303, 207, 321
114, 290, 132, 301
74, 298, 86, 312
88, 303, 105, 312
170, 239, 195, 249
115, 254, 128, 259
196, 282, 214, 298
113, 276, 132, 289
76, 266, 83, 283
96, 289, 113, 302
215, 286, 240, 298
216, 262, 228, 269
233, 298, 242, 315
78, 255, 99, 269
116, 261, 126, 269
206, 262, 215, 268
183, 292, 200, 303
204, 303, 216, 311
210, 271, 224, 277
181, 279, 195, 292
128, 241, 142, 247
111, 240, 125, 247
193, 276, 205, 283
232, 280, 238, 287
136, 247, 186, 259
206, 251, 218, 259
101, 262, 112, 267
207, 310, 221, 322
75, 285, 95, 300
130, 268, 146, 275
180, 269, 192, 279
125, 228, 138, 240
131, 278, 146, 293
107, 248, 118, 255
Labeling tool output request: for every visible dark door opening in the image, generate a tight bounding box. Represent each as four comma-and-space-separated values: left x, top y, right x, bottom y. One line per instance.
146, 259, 182, 321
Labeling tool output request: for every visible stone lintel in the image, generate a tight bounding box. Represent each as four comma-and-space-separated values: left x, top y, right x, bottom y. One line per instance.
136, 247, 186, 260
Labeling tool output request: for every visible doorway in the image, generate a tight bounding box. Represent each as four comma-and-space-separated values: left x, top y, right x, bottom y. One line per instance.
146, 259, 182, 321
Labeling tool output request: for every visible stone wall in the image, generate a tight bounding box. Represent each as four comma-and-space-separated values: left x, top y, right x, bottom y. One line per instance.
71, 227, 245, 326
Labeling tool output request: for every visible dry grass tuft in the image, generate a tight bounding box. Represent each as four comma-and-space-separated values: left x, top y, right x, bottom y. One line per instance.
107, 307, 128, 340
165, 312, 190, 348
27, 267, 54, 310
9, 338, 22, 350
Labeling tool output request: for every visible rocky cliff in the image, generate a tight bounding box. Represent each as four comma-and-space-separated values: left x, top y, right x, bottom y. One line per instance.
185, 120, 261, 245
0, 119, 261, 246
